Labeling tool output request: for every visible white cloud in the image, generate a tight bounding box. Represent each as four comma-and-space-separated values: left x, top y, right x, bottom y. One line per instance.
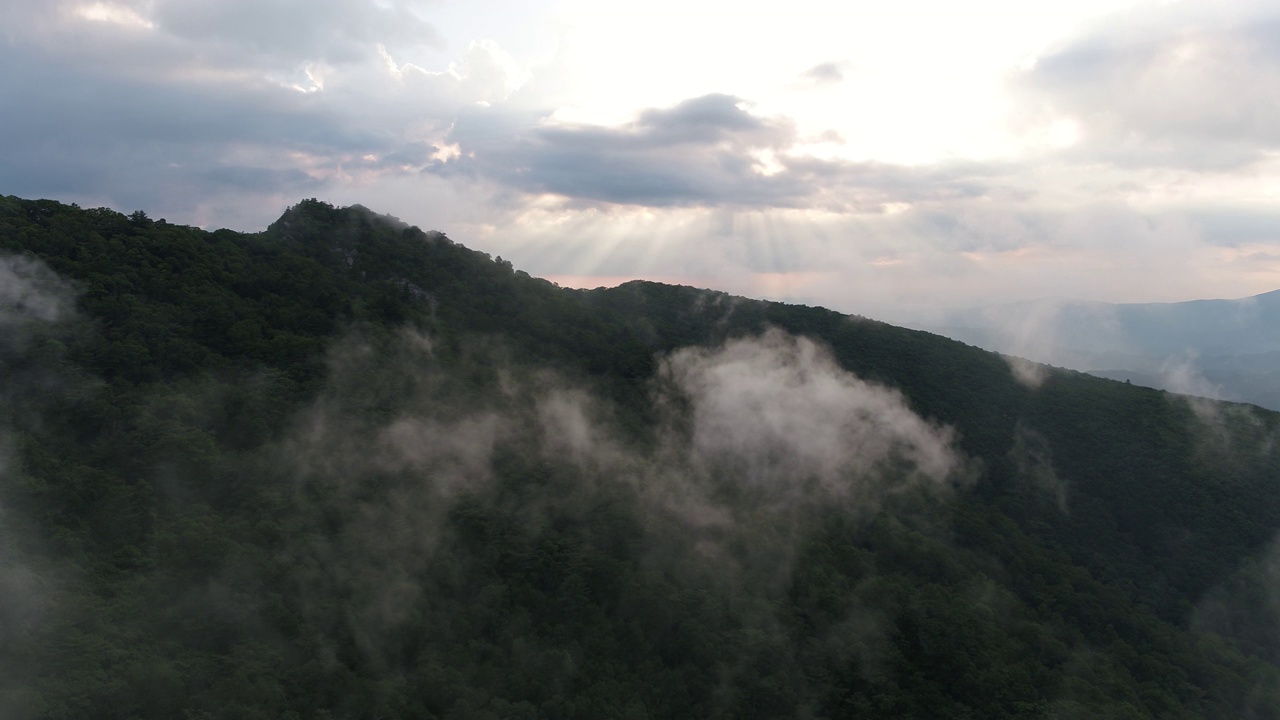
662, 330, 960, 500
0, 255, 77, 328
1016, 1, 1280, 169
73, 2, 154, 29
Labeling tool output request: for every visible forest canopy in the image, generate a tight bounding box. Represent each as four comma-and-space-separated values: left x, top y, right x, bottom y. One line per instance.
2, 195, 1280, 719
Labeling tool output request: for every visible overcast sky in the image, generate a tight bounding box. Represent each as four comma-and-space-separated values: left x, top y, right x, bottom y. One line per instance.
4, 0, 1280, 322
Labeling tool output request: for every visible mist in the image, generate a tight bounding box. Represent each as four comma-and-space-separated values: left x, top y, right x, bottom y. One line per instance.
244, 324, 966, 714
924, 291, 1280, 411
0, 253, 81, 720
660, 329, 958, 505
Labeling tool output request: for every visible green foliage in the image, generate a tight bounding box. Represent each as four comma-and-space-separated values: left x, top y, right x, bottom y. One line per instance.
1, 195, 1279, 718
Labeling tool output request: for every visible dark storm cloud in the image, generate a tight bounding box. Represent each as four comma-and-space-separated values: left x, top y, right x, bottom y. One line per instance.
1018, 3, 1280, 169
442, 94, 1000, 209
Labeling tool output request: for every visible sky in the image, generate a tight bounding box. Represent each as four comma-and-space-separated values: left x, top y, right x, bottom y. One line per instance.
3, 0, 1280, 323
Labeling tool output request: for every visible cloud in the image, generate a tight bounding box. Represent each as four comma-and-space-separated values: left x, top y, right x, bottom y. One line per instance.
441, 93, 1001, 210
660, 329, 959, 504
267, 327, 964, 659
149, 0, 441, 66
0, 0, 502, 228
1016, 2, 1280, 169
3, 0, 439, 66
0, 253, 83, 445
0, 254, 77, 720
1005, 355, 1049, 390
799, 61, 846, 85
1159, 351, 1225, 402
0, 254, 77, 329
442, 94, 807, 207
1008, 424, 1067, 512
0, 545, 53, 720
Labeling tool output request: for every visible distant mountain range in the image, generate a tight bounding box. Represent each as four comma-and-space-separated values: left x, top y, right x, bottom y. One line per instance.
924, 290, 1280, 410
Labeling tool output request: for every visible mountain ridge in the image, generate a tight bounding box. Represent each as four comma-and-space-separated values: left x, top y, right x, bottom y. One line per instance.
2, 195, 1280, 718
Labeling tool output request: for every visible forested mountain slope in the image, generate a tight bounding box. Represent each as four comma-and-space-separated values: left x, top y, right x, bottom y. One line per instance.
2, 196, 1280, 719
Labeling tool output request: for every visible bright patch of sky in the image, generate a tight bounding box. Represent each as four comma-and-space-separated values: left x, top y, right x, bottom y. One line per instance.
546, 0, 1130, 163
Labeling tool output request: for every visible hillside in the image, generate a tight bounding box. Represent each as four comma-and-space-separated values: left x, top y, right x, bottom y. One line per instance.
2, 195, 1280, 719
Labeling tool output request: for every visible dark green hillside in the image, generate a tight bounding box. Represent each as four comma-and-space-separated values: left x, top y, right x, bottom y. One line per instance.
1, 195, 1279, 719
